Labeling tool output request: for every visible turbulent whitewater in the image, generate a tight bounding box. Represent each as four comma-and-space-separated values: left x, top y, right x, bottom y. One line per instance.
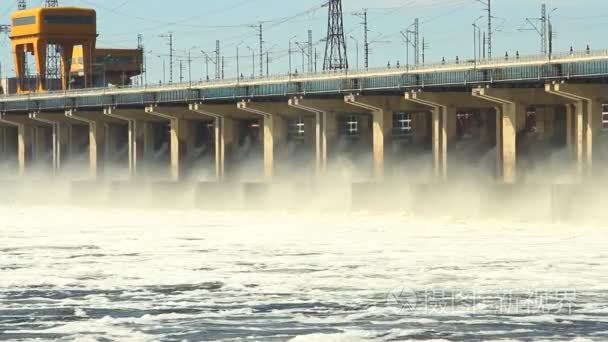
1, 207, 608, 341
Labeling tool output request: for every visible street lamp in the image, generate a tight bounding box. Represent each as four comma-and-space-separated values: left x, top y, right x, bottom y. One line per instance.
236, 41, 244, 81
473, 15, 484, 63
201, 50, 213, 81
288, 35, 297, 76
264, 43, 278, 77
246, 45, 255, 79
547, 8, 558, 57
349, 36, 359, 70
156, 55, 166, 84
101, 54, 112, 87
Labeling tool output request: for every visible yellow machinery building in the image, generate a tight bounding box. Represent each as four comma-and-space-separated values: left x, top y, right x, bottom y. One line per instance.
71, 47, 143, 88
9, 6, 143, 93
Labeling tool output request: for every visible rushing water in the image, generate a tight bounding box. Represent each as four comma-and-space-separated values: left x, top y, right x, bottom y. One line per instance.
1, 206, 608, 341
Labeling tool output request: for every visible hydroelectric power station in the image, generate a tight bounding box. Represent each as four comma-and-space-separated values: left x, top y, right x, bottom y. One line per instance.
0, 2, 607, 219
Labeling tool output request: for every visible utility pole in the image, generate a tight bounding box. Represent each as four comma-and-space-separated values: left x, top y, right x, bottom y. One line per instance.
215, 40, 220, 80
349, 36, 359, 70
422, 37, 429, 65
307, 30, 313, 73
541, 4, 547, 55
201, 50, 215, 81
521, 4, 555, 56
137, 34, 145, 86
258, 24, 264, 77
354, 9, 369, 69
221, 56, 225, 80
296, 42, 306, 72
236, 43, 242, 80
413, 18, 420, 65
246, 46, 255, 78
188, 50, 192, 86
323, 0, 348, 71
477, 0, 492, 58
159, 32, 174, 83
266, 51, 269, 76
548, 13, 555, 57
288, 35, 297, 76
483, 32, 486, 58
179, 60, 184, 83
400, 18, 421, 68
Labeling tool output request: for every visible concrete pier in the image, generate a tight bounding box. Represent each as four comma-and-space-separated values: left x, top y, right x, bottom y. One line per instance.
546, 84, 608, 177
189, 103, 241, 182
236, 100, 293, 181
344, 95, 395, 181
103, 107, 160, 178
288, 97, 351, 176
0, 113, 37, 177
65, 109, 127, 179
145, 105, 209, 181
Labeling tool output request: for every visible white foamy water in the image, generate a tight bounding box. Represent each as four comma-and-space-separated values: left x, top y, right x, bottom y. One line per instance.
1, 207, 608, 341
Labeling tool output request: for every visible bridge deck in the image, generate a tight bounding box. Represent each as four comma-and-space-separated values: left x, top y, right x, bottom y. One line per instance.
2, 49, 608, 112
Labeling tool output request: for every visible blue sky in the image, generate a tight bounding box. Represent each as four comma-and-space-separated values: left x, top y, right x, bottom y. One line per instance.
1, 0, 607, 84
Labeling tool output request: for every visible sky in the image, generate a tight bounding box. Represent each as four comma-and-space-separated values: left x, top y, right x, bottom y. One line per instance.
1, 0, 607, 85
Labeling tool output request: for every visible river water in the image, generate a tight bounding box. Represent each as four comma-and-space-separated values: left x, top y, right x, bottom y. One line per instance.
1, 207, 607, 341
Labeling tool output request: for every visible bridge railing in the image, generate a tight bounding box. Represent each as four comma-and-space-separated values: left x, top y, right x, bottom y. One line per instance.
2, 48, 608, 101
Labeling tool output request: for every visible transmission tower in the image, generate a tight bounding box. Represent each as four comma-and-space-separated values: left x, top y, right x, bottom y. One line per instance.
323, 0, 348, 71
45, 0, 60, 90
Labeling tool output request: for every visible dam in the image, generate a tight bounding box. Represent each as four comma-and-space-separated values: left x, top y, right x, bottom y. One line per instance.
1, 48, 608, 217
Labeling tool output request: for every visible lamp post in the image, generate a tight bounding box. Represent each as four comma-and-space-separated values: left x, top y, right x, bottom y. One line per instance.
246, 45, 255, 79
181, 46, 196, 87
547, 8, 558, 58
288, 35, 297, 77
102, 54, 112, 87
473, 16, 484, 63
157, 55, 166, 84
263, 43, 278, 77
236, 41, 244, 81
349, 36, 359, 70
201, 50, 213, 81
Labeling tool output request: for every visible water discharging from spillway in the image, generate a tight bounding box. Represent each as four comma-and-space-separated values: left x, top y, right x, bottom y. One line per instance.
2, 148, 608, 341
1, 209, 608, 341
